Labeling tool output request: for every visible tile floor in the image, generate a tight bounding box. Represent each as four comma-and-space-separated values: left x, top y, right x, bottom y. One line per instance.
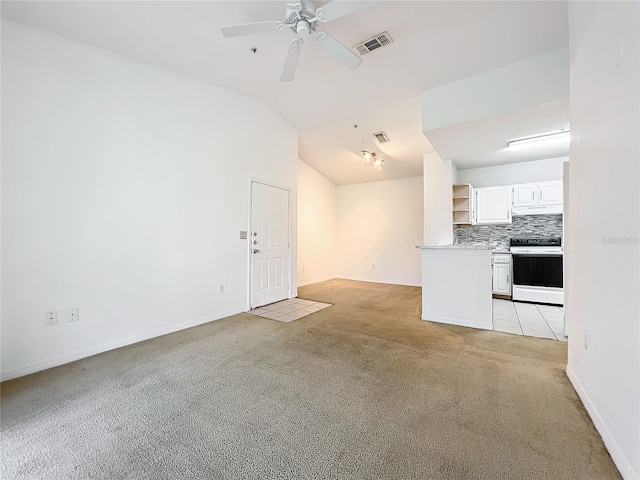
493, 299, 567, 342
249, 298, 332, 323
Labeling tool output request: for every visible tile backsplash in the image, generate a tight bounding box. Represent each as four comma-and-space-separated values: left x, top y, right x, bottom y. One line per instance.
453, 215, 563, 250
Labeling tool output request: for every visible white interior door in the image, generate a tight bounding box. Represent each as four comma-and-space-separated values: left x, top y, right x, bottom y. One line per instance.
251, 182, 290, 309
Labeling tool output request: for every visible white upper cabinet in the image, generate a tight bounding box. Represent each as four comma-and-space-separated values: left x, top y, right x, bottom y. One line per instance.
511, 180, 563, 215
512, 183, 538, 207
538, 181, 563, 206
475, 186, 512, 224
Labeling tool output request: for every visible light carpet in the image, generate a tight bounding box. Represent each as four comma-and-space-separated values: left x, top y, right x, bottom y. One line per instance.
1, 279, 620, 479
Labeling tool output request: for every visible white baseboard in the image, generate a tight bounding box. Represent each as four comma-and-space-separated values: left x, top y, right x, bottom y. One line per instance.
422, 315, 493, 331
336, 275, 421, 287
566, 365, 638, 480
297, 276, 335, 287
1, 307, 245, 382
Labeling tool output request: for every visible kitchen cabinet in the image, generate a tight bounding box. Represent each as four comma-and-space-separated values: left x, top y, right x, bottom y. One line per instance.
512, 181, 563, 210
512, 183, 538, 207
492, 254, 512, 296
475, 186, 511, 224
538, 181, 563, 205
452, 184, 473, 225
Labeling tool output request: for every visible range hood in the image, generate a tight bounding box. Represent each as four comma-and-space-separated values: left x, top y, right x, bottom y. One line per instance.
512, 205, 563, 216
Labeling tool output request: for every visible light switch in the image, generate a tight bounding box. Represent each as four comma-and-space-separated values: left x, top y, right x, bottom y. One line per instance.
240, 231, 247, 239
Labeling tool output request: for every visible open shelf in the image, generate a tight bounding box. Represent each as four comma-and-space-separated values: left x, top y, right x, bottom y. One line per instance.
452, 184, 473, 225
453, 184, 471, 199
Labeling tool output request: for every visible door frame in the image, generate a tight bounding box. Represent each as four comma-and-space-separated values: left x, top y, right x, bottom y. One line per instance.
247, 179, 293, 310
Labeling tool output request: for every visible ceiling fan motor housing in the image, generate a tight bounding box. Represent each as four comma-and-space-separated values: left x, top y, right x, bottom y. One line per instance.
286, 4, 317, 36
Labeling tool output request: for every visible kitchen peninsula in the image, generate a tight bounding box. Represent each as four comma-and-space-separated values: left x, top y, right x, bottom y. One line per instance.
416, 245, 493, 330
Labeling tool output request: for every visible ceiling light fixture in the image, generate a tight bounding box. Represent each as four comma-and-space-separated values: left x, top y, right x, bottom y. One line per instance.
508, 130, 570, 150
361, 150, 384, 170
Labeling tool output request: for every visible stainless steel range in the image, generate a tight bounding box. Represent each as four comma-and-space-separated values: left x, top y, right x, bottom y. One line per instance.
510, 237, 563, 305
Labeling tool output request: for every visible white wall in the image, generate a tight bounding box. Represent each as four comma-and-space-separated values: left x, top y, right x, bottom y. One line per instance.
336, 177, 423, 286
422, 49, 569, 132
1, 21, 298, 380
451, 161, 459, 185
423, 153, 453, 245
565, 2, 639, 479
297, 159, 336, 286
456, 157, 567, 188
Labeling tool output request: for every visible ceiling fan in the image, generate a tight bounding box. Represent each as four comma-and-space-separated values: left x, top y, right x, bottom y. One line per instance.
221, 1, 380, 82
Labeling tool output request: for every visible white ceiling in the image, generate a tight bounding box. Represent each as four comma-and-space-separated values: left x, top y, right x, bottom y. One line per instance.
1, 1, 570, 185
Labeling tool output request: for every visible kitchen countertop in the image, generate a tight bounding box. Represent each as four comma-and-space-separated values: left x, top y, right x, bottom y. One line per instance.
416, 244, 491, 250
416, 244, 510, 252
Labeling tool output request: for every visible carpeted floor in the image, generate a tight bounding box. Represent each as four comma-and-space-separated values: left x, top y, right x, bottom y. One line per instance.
1, 279, 620, 479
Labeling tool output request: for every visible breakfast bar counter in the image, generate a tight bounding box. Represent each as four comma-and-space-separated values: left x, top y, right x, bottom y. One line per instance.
416, 245, 493, 330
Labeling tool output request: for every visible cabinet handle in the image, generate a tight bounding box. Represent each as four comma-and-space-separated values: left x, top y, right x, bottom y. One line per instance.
541, 190, 544, 200
531, 191, 534, 200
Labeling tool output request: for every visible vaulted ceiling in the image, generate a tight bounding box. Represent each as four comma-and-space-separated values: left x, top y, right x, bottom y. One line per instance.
1, 1, 570, 185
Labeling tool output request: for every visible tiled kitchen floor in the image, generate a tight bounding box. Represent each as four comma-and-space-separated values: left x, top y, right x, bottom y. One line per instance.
249, 298, 332, 323
493, 299, 566, 341
254, 297, 565, 339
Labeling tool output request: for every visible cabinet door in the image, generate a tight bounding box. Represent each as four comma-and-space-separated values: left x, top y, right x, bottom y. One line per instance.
475, 186, 511, 224
538, 181, 563, 206
493, 263, 511, 295
512, 183, 538, 207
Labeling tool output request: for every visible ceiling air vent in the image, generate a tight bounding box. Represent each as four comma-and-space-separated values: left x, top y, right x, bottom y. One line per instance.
373, 131, 390, 144
354, 31, 393, 56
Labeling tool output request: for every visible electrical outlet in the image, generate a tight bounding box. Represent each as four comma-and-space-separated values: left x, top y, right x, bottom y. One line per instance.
302, 266, 306, 272
45, 311, 58, 326
371, 264, 376, 270
584, 330, 590, 352
68, 306, 79, 322
218, 284, 225, 294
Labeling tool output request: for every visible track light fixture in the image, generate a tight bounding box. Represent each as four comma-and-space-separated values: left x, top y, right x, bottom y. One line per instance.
361, 150, 385, 170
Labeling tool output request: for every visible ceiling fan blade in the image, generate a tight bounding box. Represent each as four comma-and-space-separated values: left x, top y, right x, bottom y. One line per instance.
281, 40, 304, 82
315, 31, 362, 70
221, 21, 280, 38
316, 0, 380, 23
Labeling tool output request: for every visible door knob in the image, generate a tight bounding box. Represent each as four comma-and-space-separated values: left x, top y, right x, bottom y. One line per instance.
253, 249, 260, 254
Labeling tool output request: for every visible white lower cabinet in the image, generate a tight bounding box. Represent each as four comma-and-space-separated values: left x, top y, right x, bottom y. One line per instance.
475, 186, 512, 224
492, 254, 512, 296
